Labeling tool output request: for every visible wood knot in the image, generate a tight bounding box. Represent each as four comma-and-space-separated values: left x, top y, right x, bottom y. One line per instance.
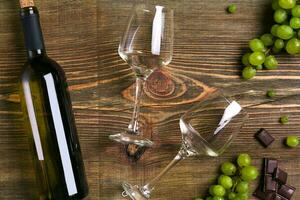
122, 69, 217, 107
145, 70, 175, 98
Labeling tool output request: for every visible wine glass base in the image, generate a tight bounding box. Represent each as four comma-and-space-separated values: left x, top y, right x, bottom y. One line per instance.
121, 182, 148, 200
108, 131, 154, 147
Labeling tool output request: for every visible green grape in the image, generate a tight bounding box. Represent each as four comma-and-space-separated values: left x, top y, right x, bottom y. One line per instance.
260, 34, 274, 46
211, 185, 226, 197
286, 38, 300, 54
273, 0, 281, 10
286, 136, 299, 147
240, 166, 259, 181
280, 115, 289, 124
236, 181, 249, 193
274, 38, 285, 49
256, 65, 263, 70
206, 197, 213, 200
271, 24, 280, 36
279, 0, 296, 9
242, 66, 256, 79
242, 53, 251, 66
249, 52, 265, 66
237, 153, 252, 167
298, 29, 300, 37
212, 197, 224, 200
290, 17, 300, 29
274, 9, 288, 23
292, 5, 300, 17
228, 4, 237, 13
218, 175, 233, 189
249, 38, 265, 52
264, 55, 278, 70
267, 89, 276, 98
221, 162, 237, 176
228, 192, 237, 200
277, 25, 294, 39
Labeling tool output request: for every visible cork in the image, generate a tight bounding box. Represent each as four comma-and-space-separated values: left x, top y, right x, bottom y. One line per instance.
20, 0, 35, 8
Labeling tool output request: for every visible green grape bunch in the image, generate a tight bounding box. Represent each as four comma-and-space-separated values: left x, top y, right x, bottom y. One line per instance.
195, 154, 259, 200
241, 0, 300, 80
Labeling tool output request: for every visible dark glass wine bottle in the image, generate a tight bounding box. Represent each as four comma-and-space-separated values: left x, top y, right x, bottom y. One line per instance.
19, 1, 89, 199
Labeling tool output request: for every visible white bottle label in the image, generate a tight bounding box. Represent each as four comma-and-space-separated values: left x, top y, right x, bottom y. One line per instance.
44, 73, 78, 196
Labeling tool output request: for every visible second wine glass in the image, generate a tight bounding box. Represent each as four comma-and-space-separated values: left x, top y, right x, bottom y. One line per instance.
120, 91, 248, 199
109, 5, 174, 148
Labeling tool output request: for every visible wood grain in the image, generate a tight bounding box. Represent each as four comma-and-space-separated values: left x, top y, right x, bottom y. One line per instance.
0, 0, 300, 199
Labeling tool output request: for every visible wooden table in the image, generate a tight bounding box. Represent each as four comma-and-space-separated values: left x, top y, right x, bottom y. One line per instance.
0, 0, 299, 199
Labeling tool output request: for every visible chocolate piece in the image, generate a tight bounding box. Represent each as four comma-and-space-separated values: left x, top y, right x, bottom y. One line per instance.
278, 184, 296, 199
275, 194, 288, 200
264, 174, 278, 192
274, 168, 288, 184
255, 129, 275, 147
255, 158, 296, 200
264, 158, 278, 174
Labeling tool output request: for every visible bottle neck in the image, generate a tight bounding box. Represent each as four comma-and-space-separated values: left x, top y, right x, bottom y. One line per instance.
20, 6, 46, 60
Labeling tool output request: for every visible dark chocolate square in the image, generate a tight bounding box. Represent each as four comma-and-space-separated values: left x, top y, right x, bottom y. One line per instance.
255, 128, 275, 147
274, 168, 288, 184
264, 158, 278, 174
278, 184, 296, 199
264, 174, 278, 192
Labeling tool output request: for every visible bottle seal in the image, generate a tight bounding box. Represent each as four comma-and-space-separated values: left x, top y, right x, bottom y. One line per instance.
20, 7, 45, 51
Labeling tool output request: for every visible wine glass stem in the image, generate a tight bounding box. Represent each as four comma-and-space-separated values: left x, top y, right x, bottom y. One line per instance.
140, 148, 186, 197
128, 77, 143, 133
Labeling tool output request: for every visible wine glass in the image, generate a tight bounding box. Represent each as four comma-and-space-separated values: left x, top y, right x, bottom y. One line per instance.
109, 4, 174, 148
120, 91, 248, 199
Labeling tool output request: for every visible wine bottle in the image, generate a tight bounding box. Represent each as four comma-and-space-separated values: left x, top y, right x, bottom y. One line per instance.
19, 0, 89, 199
